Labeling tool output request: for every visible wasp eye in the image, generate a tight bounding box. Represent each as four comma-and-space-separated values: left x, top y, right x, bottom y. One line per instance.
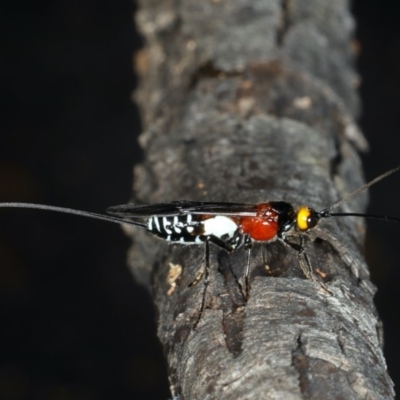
296, 206, 319, 231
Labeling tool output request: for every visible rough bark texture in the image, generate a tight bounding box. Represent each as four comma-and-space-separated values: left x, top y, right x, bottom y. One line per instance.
129, 0, 394, 399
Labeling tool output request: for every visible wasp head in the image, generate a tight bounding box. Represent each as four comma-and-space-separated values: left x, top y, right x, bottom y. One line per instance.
296, 206, 321, 232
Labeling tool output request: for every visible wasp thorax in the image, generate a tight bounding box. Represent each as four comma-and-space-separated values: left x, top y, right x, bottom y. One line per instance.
296, 206, 320, 231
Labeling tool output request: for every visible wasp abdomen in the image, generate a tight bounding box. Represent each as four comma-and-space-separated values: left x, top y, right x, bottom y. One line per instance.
147, 214, 239, 245
147, 214, 197, 243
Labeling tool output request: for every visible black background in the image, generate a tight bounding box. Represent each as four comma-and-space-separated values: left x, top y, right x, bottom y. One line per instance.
0, 1, 399, 399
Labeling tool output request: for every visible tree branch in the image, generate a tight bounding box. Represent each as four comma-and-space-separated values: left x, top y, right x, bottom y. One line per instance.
129, 0, 394, 398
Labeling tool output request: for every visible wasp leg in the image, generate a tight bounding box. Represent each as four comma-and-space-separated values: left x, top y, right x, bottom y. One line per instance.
261, 245, 272, 275
188, 235, 233, 288
284, 236, 314, 280
243, 235, 252, 300
213, 233, 249, 301
262, 245, 267, 266
284, 236, 332, 295
193, 238, 211, 329
192, 233, 248, 328
207, 235, 236, 252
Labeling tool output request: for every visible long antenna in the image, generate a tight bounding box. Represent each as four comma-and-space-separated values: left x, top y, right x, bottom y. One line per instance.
328, 212, 400, 223
320, 165, 400, 216
0, 202, 146, 228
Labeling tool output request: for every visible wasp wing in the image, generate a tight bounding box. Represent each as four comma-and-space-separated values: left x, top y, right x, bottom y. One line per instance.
107, 201, 259, 218
107, 201, 210, 217
178, 202, 259, 217
107, 201, 194, 217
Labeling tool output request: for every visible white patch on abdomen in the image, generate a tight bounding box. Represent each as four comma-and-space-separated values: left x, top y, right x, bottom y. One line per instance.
202, 216, 238, 239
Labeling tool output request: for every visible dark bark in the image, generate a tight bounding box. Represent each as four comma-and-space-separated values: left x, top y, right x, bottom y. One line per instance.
129, 0, 394, 399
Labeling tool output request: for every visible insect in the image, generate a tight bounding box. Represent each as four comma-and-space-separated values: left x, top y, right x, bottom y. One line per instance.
1, 166, 400, 326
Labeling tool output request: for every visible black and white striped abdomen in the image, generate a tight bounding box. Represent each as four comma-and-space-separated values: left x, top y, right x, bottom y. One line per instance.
147, 214, 238, 245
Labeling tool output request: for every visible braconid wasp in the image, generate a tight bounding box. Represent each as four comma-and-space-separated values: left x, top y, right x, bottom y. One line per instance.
1, 165, 400, 327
